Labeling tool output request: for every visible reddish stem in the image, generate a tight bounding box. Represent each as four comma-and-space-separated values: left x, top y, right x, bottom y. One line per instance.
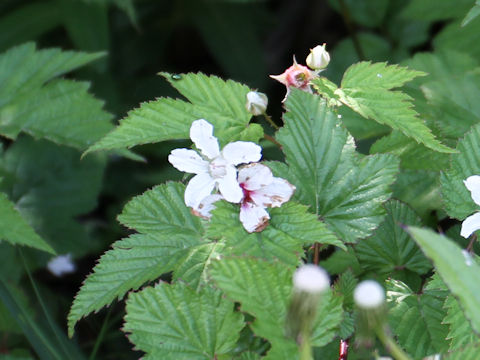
338, 339, 349, 360
313, 243, 320, 265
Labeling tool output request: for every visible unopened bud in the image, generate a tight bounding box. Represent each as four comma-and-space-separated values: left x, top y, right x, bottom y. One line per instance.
293, 264, 330, 294
306, 44, 330, 70
246, 91, 268, 115
354, 280, 385, 309
286, 265, 330, 343
354, 280, 387, 348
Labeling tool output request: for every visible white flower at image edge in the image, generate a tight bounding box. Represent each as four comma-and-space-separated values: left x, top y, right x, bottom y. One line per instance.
168, 119, 262, 210
47, 254, 76, 277
461, 175, 480, 238
238, 163, 295, 232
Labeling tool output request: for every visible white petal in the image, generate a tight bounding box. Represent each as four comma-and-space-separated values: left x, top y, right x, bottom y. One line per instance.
461, 212, 480, 238
47, 254, 76, 277
222, 141, 262, 165
251, 177, 295, 208
192, 194, 223, 219
238, 163, 273, 191
239, 203, 270, 233
190, 119, 220, 159
168, 148, 209, 174
185, 173, 216, 209
464, 175, 480, 206
217, 165, 243, 203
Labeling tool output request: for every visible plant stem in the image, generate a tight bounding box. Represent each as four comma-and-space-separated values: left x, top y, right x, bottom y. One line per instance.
466, 233, 477, 252
338, 338, 349, 360
338, 0, 365, 60
264, 134, 282, 148
375, 326, 412, 360
89, 306, 113, 360
313, 243, 320, 265
299, 333, 313, 360
263, 113, 279, 130
19, 249, 71, 358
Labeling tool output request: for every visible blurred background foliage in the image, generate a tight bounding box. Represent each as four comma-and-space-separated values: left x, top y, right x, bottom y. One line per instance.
0, 0, 479, 358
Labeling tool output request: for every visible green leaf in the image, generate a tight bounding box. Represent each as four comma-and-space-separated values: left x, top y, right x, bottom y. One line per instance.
0, 2, 62, 52
0, 279, 85, 360
444, 343, 480, 359
0, 192, 54, 254
190, 1, 267, 89
387, 279, 449, 358
435, 17, 480, 60
86, 72, 262, 153
117, 182, 204, 237
444, 295, 479, 351
275, 90, 399, 243
328, 0, 390, 28
407, 226, 480, 334
0, 42, 111, 150
67, 232, 197, 337
400, 0, 474, 21
463, 1, 480, 26
124, 282, 244, 359
355, 200, 430, 275
333, 61, 453, 153
392, 170, 442, 221
210, 257, 343, 359
1, 79, 113, 149
440, 124, 480, 220
420, 73, 480, 140
173, 242, 226, 289
370, 131, 449, 171
0, 137, 105, 254
341, 61, 426, 90
207, 200, 344, 267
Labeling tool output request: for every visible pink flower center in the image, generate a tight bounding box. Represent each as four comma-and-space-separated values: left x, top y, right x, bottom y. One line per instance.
240, 183, 254, 206
285, 64, 311, 89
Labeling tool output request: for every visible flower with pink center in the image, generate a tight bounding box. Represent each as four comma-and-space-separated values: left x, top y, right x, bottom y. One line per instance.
168, 119, 262, 212
270, 57, 319, 101
237, 163, 295, 232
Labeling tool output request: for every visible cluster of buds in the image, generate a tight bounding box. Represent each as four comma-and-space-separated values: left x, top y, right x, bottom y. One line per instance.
168, 119, 295, 233
271, 44, 330, 101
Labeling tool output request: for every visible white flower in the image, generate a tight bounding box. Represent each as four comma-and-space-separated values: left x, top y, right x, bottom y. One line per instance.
354, 280, 385, 309
293, 264, 330, 294
306, 44, 330, 70
168, 119, 262, 210
461, 175, 480, 238
237, 163, 295, 232
246, 91, 268, 115
47, 254, 76, 277
191, 194, 223, 219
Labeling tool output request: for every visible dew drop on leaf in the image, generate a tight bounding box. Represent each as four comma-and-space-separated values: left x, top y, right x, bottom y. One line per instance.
171, 74, 182, 80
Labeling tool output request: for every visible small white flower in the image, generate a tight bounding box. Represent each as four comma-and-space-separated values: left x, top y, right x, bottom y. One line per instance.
168, 119, 262, 210
461, 175, 480, 238
191, 194, 223, 220
246, 91, 268, 116
47, 254, 76, 277
293, 264, 330, 294
238, 163, 295, 232
354, 280, 385, 309
306, 44, 330, 70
